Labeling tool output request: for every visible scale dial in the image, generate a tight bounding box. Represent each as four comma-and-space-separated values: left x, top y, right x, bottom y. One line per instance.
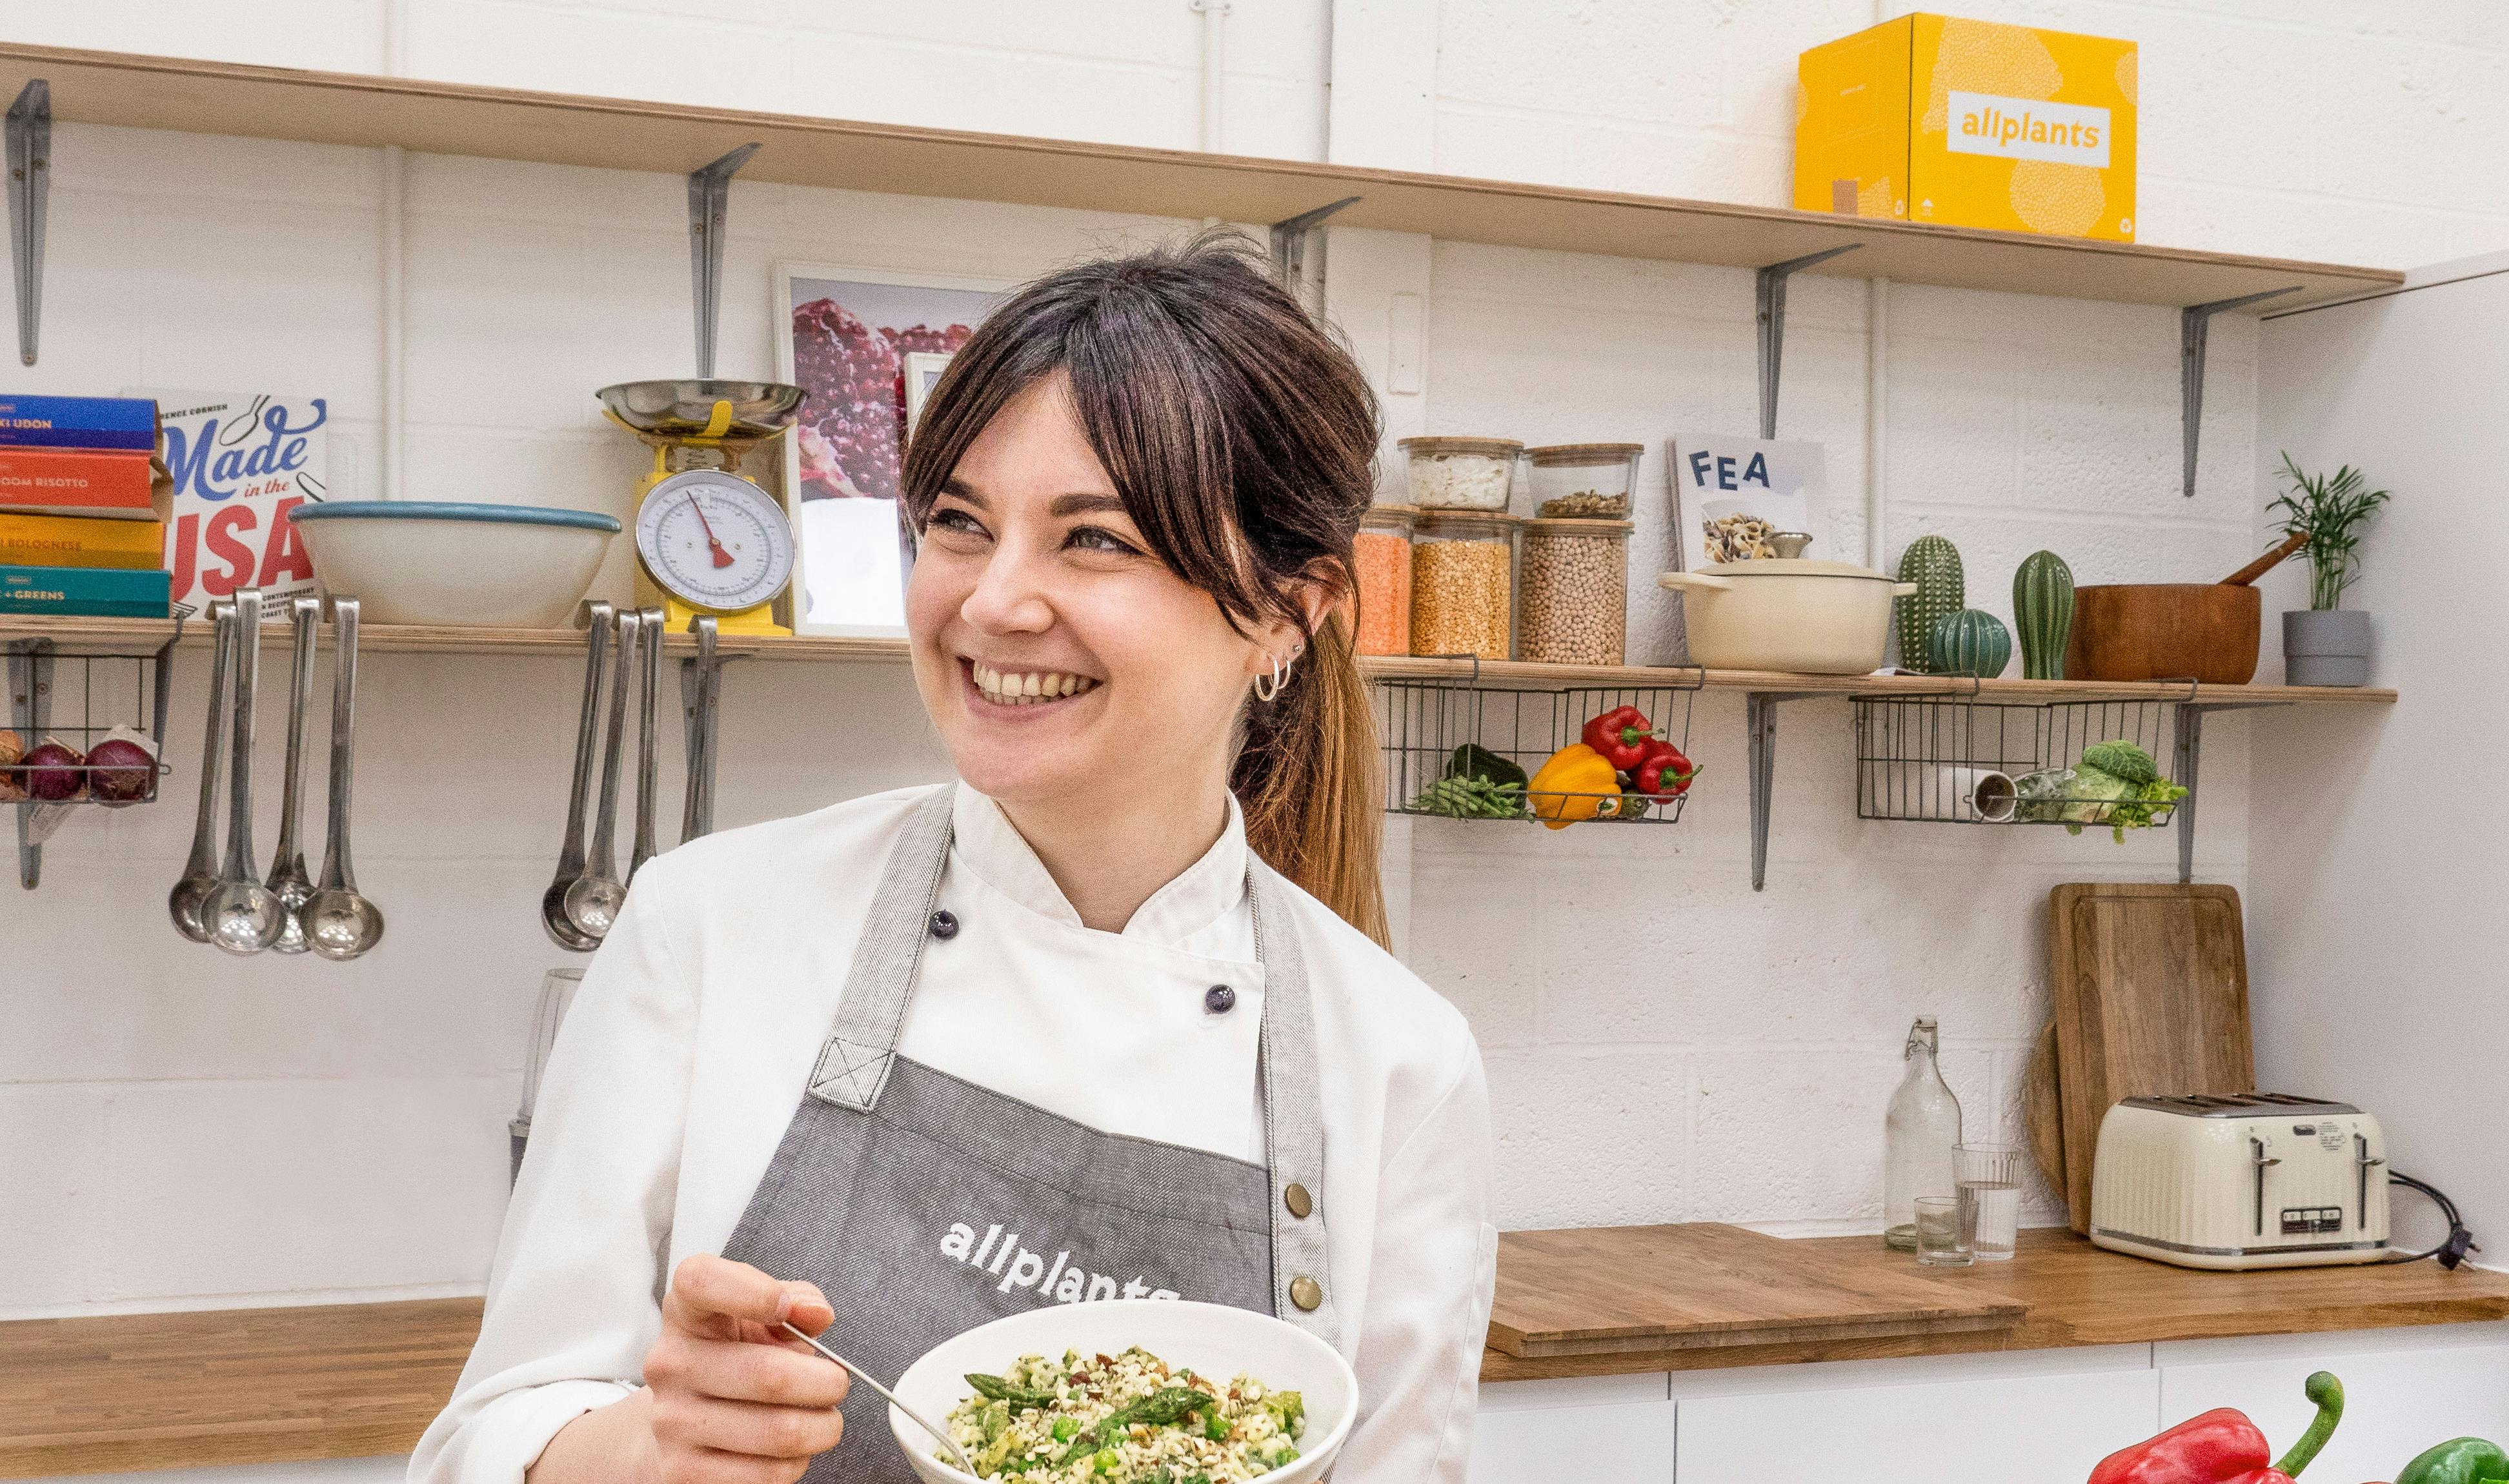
634, 469, 796, 614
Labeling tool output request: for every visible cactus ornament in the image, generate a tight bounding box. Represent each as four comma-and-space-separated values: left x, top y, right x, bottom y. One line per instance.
1928, 608, 2013, 678
1894, 535, 1965, 672
2013, 550, 2075, 680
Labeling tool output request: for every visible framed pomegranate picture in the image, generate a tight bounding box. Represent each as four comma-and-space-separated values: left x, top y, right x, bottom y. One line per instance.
774, 263, 1009, 636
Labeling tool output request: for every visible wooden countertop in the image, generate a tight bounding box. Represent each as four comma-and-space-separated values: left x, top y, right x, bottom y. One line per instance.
1483, 1228, 2509, 1381
9, 1231, 2509, 1476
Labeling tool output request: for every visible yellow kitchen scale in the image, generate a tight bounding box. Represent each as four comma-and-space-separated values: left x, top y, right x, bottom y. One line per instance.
597, 379, 804, 636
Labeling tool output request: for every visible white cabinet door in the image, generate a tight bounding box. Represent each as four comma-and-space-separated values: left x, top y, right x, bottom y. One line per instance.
1675, 1366, 2159, 1483
2158, 1323, 2509, 1484
1472, 1376, 1677, 1484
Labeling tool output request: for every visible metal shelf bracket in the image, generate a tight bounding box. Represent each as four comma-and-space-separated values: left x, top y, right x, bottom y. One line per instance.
1746, 691, 1828, 891
7, 79, 49, 368
1269, 195, 1360, 317
2170, 699, 2292, 883
1756, 245, 1859, 439
2180, 285, 2297, 497
687, 142, 761, 379
10, 637, 52, 888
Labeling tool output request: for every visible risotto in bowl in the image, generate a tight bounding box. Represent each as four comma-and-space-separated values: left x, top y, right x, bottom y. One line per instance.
890, 1299, 1356, 1484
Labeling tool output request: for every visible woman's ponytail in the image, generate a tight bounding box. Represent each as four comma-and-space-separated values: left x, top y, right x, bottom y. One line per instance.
1234, 610, 1387, 947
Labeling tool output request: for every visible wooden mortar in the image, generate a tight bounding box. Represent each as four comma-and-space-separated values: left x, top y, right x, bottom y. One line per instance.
2064, 532, 2309, 685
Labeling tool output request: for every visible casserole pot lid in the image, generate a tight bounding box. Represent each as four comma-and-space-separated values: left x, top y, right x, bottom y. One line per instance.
1702, 557, 1895, 580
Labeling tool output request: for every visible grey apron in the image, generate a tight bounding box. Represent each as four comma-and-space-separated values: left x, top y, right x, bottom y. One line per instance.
720, 788, 1339, 1483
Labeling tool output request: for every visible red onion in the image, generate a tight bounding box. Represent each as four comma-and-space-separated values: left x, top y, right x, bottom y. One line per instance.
85, 737, 156, 806
21, 741, 83, 801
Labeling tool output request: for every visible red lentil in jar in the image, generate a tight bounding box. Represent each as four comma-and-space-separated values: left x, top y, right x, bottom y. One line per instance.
1354, 505, 1416, 656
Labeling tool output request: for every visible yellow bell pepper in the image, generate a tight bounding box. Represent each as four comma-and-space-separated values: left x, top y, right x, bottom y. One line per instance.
1527, 743, 1620, 830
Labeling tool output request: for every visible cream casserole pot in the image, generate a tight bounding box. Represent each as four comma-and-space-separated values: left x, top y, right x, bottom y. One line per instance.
1657, 559, 1917, 674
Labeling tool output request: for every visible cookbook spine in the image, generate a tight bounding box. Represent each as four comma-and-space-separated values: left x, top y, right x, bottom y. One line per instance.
0, 512, 168, 570
0, 396, 159, 452
0, 564, 174, 618
0, 448, 161, 517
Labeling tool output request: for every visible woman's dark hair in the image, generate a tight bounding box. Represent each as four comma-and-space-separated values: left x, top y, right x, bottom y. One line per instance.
900, 234, 1387, 944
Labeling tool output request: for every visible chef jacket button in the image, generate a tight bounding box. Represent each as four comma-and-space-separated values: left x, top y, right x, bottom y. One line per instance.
929, 909, 959, 940
1283, 1183, 1313, 1219
1204, 983, 1236, 1014
1289, 1276, 1324, 1312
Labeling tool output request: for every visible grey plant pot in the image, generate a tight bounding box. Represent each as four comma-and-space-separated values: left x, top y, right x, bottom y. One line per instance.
2284, 608, 2371, 687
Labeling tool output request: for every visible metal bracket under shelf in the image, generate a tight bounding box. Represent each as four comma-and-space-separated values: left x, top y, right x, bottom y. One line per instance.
2171, 699, 2290, 883
10, 637, 51, 888
2180, 285, 2297, 497
1745, 690, 1831, 891
7, 78, 49, 368
1269, 195, 1359, 318
1756, 245, 1859, 439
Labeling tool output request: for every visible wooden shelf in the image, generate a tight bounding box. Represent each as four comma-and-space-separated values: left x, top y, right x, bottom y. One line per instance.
0, 615, 2399, 705
8, 1230, 2503, 1476
0, 42, 2401, 312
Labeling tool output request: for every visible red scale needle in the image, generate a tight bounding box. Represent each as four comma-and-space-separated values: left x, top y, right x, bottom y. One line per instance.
686, 491, 736, 568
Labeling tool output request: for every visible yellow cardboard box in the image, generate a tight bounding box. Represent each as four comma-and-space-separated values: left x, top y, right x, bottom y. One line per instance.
1795, 14, 2137, 241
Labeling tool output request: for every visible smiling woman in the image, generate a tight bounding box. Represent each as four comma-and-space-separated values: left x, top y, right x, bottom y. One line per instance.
418, 237, 1493, 1484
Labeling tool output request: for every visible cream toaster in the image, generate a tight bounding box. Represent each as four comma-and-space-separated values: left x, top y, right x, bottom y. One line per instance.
2089, 1094, 2389, 1270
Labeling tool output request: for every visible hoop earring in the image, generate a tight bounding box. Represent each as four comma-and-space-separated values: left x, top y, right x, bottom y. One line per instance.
1253, 648, 1295, 703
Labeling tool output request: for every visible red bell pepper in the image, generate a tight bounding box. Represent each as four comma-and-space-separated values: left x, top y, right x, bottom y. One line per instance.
2088, 1372, 2344, 1484
1634, 738, 1695, 798
1579, 706, 1655, 771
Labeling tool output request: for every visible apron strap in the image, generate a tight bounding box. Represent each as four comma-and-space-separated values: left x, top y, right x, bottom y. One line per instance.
1248, 861, 1342, 1351
807, 786, 955, 1111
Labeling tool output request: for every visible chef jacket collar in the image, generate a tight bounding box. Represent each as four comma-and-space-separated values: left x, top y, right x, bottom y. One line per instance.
948, 783, 1250, 947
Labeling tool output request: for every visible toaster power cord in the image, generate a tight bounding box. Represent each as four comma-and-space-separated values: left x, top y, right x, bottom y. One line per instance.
2381, 1172, 2479, 1268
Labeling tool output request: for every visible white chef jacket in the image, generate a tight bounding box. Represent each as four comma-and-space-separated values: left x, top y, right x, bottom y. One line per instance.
411, 783, 1495, 1484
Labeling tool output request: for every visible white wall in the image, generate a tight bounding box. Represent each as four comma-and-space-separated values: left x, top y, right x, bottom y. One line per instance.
2248, 251, 2509, 1256
2, 0, 2503, 1327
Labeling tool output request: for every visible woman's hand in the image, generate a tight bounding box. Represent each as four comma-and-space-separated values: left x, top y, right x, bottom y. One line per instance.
533, 1254, 852, 1484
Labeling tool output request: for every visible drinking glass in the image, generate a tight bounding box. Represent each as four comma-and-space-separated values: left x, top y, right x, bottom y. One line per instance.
512, 968, 585, 1184
1915, 1195, 1972, 1266
1957, 1142, 2023, 1262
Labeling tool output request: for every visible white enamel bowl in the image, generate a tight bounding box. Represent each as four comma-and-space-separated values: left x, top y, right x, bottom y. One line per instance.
287, 501, 620, 628
891, 1300, 1356, 1484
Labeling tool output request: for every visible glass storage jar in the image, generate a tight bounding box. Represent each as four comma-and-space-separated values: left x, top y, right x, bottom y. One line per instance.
1518, 517, 1632, 665
1410, 512, 1517, 659
1354, 504, 1416, 657
1526, 443, 1644, 519
1399, 436, 1522, 510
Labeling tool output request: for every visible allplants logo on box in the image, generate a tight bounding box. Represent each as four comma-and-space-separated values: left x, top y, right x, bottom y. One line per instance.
1946, 90, 2110, 168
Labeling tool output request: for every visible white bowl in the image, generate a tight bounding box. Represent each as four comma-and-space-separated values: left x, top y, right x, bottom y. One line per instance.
889, 1300, 1356, 1484
287, 501, 620, 628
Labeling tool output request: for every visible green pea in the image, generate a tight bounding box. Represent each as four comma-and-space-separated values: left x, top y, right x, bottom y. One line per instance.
1051, 1418, 1080, 1442
1093, 1447, 1122, 1474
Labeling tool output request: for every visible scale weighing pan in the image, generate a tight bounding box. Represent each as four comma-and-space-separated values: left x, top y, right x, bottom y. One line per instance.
598, 379, 804, 440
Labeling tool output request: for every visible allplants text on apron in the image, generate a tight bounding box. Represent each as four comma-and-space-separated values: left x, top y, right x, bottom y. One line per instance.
940, 1219, 1184, 1304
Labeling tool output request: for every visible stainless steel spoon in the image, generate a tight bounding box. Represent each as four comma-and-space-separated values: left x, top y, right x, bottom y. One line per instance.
541, 603, 613, 952
264, 597, 321, 955
629, 606, 663, 881
306, 597, 385, 961
775, 1321, 975, 1477
205, 590, 286, 956
168, 600, 237, 943
680, 614, 720, 845
562, 608, 637, 941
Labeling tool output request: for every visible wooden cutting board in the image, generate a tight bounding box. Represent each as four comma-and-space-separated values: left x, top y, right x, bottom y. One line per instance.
1489, 1223, 2026, 1357
2048, 882, 2255, 1234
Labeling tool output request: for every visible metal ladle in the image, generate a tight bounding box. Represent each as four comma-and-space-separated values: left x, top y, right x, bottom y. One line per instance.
562, 608, 638, 941
205, 589, 286, 956
168, 599, 236, 943
680, 614, 722, 845
629, 606, 663, 881
775, 1321, 974, 1477
541, 603, 614, 952
264, 597, 321, 954
305, 597, 385, 961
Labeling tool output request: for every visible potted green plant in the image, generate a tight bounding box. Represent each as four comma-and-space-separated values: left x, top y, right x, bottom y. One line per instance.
2269, 453, 2390, 687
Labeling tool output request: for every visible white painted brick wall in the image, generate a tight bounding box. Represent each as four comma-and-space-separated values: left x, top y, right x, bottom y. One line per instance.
0, 0, 2497, 1329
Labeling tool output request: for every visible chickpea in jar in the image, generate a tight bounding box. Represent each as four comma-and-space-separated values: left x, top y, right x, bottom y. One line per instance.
1518, 517, 1632, 666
